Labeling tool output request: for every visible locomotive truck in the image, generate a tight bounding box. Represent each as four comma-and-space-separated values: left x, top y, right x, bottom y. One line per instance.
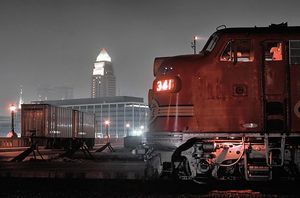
146, 23, 300, 181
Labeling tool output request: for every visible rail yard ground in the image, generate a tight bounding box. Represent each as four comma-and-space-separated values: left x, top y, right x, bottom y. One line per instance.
0, 145, 300, 197
0, 178, 300, 198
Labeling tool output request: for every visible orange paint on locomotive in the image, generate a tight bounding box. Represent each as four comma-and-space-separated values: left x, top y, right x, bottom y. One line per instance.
149, 25, 300, 134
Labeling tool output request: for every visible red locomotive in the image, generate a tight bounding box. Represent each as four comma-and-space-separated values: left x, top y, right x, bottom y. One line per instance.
146, 23, 300, 181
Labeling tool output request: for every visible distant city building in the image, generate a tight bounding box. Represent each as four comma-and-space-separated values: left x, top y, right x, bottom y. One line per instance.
37, 86, 74, 101
32, 96, 149, 138
91, 48, 116, 98
18, 85, 24, 109
53, 87, 74, 100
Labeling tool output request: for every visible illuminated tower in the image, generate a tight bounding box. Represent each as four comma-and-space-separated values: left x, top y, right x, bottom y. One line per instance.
91, 48, 116, 98
18, 85, 24, 109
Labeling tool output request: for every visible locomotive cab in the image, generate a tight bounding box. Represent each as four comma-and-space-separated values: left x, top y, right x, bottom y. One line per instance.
146, 24, 300, 182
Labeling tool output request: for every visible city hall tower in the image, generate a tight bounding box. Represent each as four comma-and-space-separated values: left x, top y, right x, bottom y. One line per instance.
91, 48, 116, 98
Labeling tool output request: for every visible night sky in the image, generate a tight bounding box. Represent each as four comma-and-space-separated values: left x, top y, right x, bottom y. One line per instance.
1, 0, 300, 115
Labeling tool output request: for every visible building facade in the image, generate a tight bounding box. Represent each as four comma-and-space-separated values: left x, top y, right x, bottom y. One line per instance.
33, 96, 149, 138
91, 48, 116, 98
37, 86, 74, 101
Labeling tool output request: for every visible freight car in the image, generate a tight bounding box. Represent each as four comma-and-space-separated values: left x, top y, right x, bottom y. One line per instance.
21, 104, 95, 149
146, 23, 300, 182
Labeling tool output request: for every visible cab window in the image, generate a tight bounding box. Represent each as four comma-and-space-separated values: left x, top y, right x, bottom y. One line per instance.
220, 41, 233, 61
220, 40, 253, 62
203, 34, 219, 53
265, 42, 283, 61
289, 40, 300, 64
205, 34, 218, 52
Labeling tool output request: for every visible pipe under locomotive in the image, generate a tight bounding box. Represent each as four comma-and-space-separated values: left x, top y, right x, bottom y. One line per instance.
145, 23, 300, 181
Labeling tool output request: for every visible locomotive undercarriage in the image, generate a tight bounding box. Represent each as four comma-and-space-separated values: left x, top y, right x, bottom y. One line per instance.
145, 132, 300, 182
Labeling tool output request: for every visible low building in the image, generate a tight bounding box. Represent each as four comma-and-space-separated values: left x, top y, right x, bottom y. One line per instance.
0, 115, 21, 137
0, 116, 10, 137
32, 96, 149, 138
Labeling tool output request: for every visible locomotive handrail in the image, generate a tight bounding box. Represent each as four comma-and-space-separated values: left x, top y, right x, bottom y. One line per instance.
216, 25, 226, 30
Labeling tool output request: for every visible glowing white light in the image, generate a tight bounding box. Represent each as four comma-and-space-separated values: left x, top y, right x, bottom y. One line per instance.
9, 105, 16, 112
93, 62, 105, 75
126, 123, 130, 128
104, 120, 110, 125
156, 79, 175, 92
133, 130, 143, 136
125, 104, 148, 108
18, 85, 24, 109
96, 48, 111, 62
97, 133, 104, 138
49, 131, 61, 134
243, 123, 258, 129
194, 35, 206, 41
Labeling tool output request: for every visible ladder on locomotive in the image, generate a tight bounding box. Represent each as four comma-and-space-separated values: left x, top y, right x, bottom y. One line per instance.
262, 40, 289, 168
262, 40, 290, 167
244, 40, 290, 181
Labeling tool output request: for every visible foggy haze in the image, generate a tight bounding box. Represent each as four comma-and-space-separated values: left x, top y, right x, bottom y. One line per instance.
1, 0, 300, 115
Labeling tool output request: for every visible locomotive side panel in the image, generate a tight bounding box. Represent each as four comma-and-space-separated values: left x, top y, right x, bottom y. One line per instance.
193, 36, 263, 132
290, 65, 300, 132
290, 40, 300, 132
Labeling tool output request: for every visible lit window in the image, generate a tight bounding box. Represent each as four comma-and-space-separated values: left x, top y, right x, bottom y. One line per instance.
236, 40, 252, 62
265, 42, 283, 61
220, 40, 253, 62
220, 41, 233, 61
289, 40, 300, 64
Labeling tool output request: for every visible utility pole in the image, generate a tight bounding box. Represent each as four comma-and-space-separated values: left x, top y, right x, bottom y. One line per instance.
191, 36, 199, 54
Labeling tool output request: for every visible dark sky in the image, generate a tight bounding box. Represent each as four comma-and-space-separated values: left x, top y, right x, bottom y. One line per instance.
0, 0, 300, 115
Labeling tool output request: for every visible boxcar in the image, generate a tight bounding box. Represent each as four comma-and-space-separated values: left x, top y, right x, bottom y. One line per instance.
21, 104, 95, 148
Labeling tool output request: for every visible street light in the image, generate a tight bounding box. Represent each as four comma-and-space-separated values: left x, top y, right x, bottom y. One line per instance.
125, 123, 130, 137
191, 35, 199, 54
104, 120, 110, 141
8, 104, 17, 138
95, 120, 114, 152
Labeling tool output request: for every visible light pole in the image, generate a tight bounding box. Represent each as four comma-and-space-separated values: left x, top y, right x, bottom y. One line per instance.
191, 36, 199, 54
125, 123, 130, 137
8, 104, 17, 138
104, 120, 110, 142
138, 125, 145, 136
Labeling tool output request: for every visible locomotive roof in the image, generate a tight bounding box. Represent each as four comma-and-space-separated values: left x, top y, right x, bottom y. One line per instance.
216, 24, 300, 35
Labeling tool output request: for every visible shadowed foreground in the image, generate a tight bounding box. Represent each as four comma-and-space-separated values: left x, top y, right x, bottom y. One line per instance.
0, 178, 299, 198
